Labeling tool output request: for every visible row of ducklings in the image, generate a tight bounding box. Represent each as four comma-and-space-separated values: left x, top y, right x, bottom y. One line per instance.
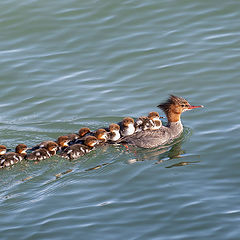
0, 111, 163, 168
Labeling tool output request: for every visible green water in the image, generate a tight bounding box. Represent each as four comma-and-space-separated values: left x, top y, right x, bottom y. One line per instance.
0, 0, 240, 239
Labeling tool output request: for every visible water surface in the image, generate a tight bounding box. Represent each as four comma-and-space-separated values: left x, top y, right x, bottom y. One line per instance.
0, 0, 240, 239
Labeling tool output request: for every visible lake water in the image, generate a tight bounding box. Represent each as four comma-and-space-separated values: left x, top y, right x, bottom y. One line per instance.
0, 0, 240, 239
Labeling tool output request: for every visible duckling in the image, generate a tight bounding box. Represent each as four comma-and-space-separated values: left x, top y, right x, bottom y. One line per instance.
0, 145, 7, 158
31, 135, 70, 152
60, 136, 98, 160
119, 117, 135, 137
107, 123, 121, 142
0, 144, 27, 168
95, 128, 109, 143
135, 116, 154, 132
68, 127, 92, 145
135, 112, 164, 132
148, 111, 163, 130
78, 127, 91, 138
57, 136, 70, 151
27, 141, 58, 161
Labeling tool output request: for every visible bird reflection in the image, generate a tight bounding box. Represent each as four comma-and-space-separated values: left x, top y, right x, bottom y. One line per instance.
127, 127, 200, 168
82, 127, 200, 171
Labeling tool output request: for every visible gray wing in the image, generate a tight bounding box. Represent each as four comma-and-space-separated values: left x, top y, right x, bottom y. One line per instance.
119, 127, 171, 148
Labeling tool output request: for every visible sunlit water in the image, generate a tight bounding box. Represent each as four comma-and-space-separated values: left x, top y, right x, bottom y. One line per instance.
0, 0, 240, 239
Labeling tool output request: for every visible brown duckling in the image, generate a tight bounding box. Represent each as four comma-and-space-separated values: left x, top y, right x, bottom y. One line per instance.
27, 141, 58, 161
148, 111, 163, 130
0, 144, 27, 168
60, 136, 98, 160
107, 123, 121, 142
119, 117, 135, 137
95, 129, 109, 143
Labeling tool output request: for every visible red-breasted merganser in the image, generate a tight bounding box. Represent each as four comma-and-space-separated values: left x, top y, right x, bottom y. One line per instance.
107, 123, 121, 142
0, 144, 28, 168
148, 111, 164, 130
135, 112, 164, 132
120, 117, 135, 137
31, 135, 69, 152
60, 136, 98, 160
79, 127, 91, 138
27, 141, 58, 161
95, 129, 108, 143
119, 95, 203, 148
0, 145, 8, 167
57, 136, 70, 151
68, 127, 92, 145
66, 133, 79, 143
0, 145, 7, 156
135, 116, 153, 132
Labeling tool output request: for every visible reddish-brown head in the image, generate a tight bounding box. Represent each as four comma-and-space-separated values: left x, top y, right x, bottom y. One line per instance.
78, 127, 91, 137
157, 95, 203, 122
148, 111, 160, 120
57, 136, 70, 147
95, 129, 108, 141
109, 123, 120, 132
84, 136, 99, 147
46, 141, 58, 153
15, 144, 28, 155
122, 117, 134, 127
0, 145, 7, 155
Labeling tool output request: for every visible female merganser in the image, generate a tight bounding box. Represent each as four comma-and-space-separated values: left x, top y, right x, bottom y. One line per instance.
120, 117, 135, 137
60, 136, 98, 160
27, 141, 58, 161
107, 123, 121, 142
0, 144, 28, 168
119, 95, 203, 148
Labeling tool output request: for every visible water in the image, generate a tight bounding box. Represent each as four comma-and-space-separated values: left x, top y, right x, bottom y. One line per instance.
0, 0, 240, 239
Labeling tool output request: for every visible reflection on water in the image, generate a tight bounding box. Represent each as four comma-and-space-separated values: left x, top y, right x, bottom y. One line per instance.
125, 127, 197, 166
0, 0, 240, 239
62, 128, 194, 173
165, 160, 200, 168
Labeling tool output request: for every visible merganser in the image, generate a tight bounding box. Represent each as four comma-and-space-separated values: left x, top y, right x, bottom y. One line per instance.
95, 129, 108, 143
67, 133, 79, 143
60, 136, 98, 160
107, 123, 121, 142
31, 140, 53, 151
79, 127, 91, 138
0, 144, 28, 168
135, 112, 164, 132
68, 127, 92, 145
57, 136, 70, 151
31, 135, 69, 151
120, 117, 135, 137
27, 141, 58, 161
0, 145, 7, 156
148, 111, 163, 130
119, 95, 203, 148
135, 116, 154, 132
0, 145, 7, 167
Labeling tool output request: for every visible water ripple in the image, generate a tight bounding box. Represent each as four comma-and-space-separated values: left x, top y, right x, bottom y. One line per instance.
0, 0, 240, 239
